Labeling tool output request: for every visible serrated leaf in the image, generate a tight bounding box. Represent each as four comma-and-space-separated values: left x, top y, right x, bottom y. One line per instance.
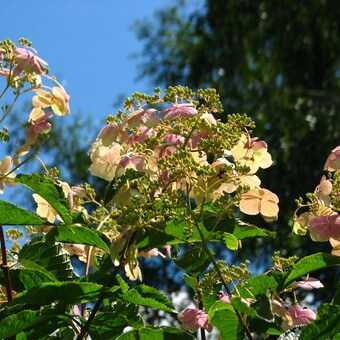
208, 301, 242, 340
0, 200, 47, 225
116, 274, 129, 293
19, 239, 73, 280
12, 281, 105, 306
19, 260, 58, 289
17, 173, 72, 224
0, 310, 38, 338
233, 223, 275, 239
283, 253, 340, 287
238, 274, 278, 298
46, 224, 110, 253
223, 232, 239, 250
121, 285, 174, 313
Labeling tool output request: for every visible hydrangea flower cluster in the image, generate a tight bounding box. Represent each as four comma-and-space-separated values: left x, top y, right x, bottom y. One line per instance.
294, 145, 340, 256
0, 38, 70, 193
85, 86, 278, 280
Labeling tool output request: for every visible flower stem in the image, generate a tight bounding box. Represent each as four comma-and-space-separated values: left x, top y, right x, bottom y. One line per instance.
0, 225, 13, 303
195, 223, 253, 340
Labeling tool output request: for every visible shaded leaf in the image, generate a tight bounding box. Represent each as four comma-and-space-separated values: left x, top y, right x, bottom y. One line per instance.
13, 281, 106, 306
121, 285, 174, 313
19, 239, 73, 280
0, 310, 38, 338
175, 246, 211, 274
46, 224, 110, 253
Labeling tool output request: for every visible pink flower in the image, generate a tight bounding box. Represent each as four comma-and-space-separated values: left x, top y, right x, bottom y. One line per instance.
119, 154, 144, 172
14, 47, 48, 75
245, 137, 268, 150
309, 214, 340, 241
98, 123, 128, 145
127, 108, 158, 127
288, 305, 316, 326
28, 112, 52, 137
293, 277, 324, 290
163, 103, 197, 120
163, 133, 185, 145
218, 292, 230, 304
178, 308, 212, 333
324, 146, 340, 171
129, 126, 155, 144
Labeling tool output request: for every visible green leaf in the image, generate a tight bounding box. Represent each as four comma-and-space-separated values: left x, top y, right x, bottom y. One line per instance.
13, 281, 106, 306
183, 274, 196, 291
0, 310, 38, 338
19, 260, 58, 289
88, 312, 131, 340
121, 285, 174, 313
116, 327, 194, 340
135, 228, 172, 250
238, 274, 278, 298
223, 232, 239, 250
0, 200, 47, 225
208, 301, 242, 340
284, 252, 340, 287
232, 223, 275, 239
175, 246, 211, 274
164, 219, 209, 243
252, 294, 274, 322
46, 224, 110, 253
300, 304, 340, 340
17, 173, 72, 224
116, 274, 129, 293
19, 239, 73, 280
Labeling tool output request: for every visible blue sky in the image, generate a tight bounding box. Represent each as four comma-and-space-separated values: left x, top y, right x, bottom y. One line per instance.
0, 0, 173, 122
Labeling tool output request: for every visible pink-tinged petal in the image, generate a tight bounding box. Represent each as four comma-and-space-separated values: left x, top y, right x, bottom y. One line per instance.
218, 292, 230, 304
315, 176, 332, 197
324, 146, 340, 171
129, 126, 155, 144
126, 108, 158, 128
245, 137, 268, 150
14, 47, 48, 75
178, 308, 212, 333
309, 214, 340, 241
288, 305, 316, 326
163, 103, 197, 120
163, 133, 185, 145
119, 154, 144, 172
294, 277, 324, 290
239, 195, 261, 215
